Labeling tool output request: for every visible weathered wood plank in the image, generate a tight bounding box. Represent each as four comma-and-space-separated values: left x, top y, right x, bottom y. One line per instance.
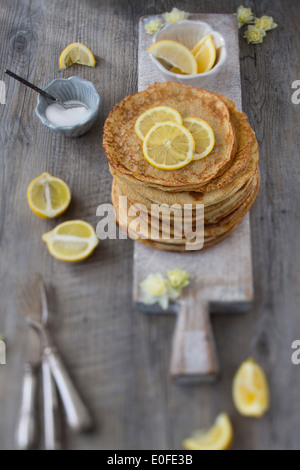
0, 0, 299, 451
134, 13, 253, 382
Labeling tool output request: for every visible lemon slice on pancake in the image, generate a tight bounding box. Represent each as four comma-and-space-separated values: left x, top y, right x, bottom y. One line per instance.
183, 413, 233, 450
135, 106, 182, 140
143, 121, 195, 171
183, 117, 215, 160
148, 40, 198, 75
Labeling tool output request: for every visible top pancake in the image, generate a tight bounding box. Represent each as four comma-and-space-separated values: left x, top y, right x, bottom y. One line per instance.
103, 82, 235, 189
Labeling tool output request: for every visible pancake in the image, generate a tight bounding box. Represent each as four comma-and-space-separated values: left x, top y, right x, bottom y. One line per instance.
131, 222, 243, 252
112, 140, 258, 209
103, 82, 236, 189
120, 171, 258, 226
112, 170, 259, 248
104, 82, 260, 252
108, 92, 256, 194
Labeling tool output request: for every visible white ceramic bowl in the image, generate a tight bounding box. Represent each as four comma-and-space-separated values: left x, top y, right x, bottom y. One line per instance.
36, 76, 100, 137
149, 20, 227, 87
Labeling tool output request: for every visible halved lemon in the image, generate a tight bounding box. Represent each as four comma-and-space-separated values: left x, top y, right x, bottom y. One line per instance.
135, 106, 182, 140
183, 117, 215, 160
42, 220, 99, 262
27, 172, 71, 219
193, 35, 216, 73
148, 40, 197, 75
233, 358, 269, 417
59, 42, 96, 70
143, 121, 195, 171
183, 413, 233, 451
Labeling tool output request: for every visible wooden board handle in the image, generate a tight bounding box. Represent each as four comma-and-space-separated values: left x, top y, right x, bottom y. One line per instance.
170, 292, 219, 382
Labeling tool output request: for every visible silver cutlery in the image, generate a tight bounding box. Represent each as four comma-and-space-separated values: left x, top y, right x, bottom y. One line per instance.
39, 280, 62, 450
5, 70, 89, 110
15, 326, 40, 450
21, 275, 92, 433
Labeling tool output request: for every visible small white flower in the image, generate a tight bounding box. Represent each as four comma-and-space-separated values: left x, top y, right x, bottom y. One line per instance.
163, 8, 189, 24
140, 270, 191, 310
254, 16, 278, 31
140, 273, 170, 309
168, 268, 190, 290
244, 25, 266, 44
145, 18, 164, 35
234, 5, 254, 28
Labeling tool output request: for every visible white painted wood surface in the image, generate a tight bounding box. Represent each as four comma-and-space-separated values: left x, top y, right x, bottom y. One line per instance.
134, 14, 253, 382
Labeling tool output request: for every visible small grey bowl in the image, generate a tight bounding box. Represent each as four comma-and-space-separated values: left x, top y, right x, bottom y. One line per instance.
35, 76, 100, 137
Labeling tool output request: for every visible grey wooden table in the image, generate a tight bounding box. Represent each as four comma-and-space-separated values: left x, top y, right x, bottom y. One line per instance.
0, 0, 299, 450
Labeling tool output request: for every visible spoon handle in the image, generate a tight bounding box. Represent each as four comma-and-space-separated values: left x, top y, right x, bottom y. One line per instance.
5, 70, 57, 102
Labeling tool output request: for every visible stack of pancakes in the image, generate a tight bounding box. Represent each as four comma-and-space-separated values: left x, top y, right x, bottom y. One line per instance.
103, 82, 259, 251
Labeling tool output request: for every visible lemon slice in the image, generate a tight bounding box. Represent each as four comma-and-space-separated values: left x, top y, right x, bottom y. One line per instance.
169, 67, 187, 75
148, 40, 197, 75
27, 172, 71, 219
135, 106, 182, 140
59, 42, 96, 70
193, 35, 216, 73
191, 34, 211, 55
233, 358, 269, 417
42, 220, 99, 262
183, 117, 215, 160
183, 413, 233, 451
143, 121, 195, 171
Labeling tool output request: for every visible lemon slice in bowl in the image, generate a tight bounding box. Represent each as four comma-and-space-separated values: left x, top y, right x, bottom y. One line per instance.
183, 413, 233, 451
59, 42, 96, 70
148, 40, 197, 75
143, 121, 195, 171
27, 172, 71, 219
194, 35, 216, 73
183, 117, 215, 161
42, 220, 99, 262
134, 106, 182, 140
233, 358, 269, 417
191, 34, 211, 56
169, 67, 187, 75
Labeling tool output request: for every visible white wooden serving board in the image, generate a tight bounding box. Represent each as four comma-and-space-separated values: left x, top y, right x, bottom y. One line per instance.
133, 14, 253, 383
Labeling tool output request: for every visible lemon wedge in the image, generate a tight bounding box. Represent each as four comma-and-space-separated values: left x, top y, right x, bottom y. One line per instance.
135, 106, 182, 140
143, 121, 195, 171
59, 42, 96, 70
193, 35, 216, 73
27, 172, 71, 219
42, 220, 99, 262
233, 358, 269, 417
148, 40, 197, 75
183, 117, 215, 160
169, 67, 187, 75
191, 34, 211, 55
183, 413, 233, 451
